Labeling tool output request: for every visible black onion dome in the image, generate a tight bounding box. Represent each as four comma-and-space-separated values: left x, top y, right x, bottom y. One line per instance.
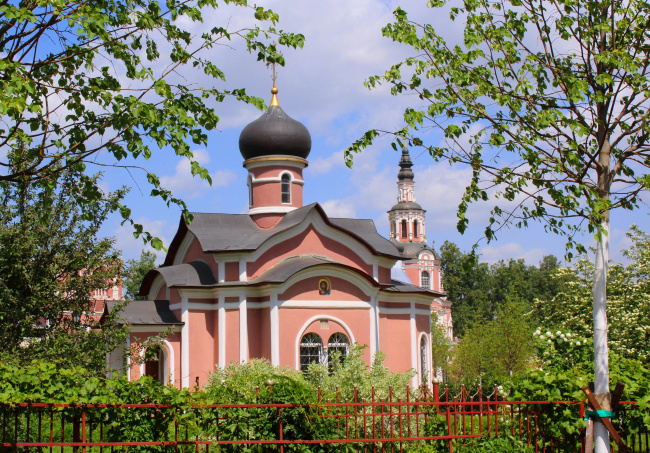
397, 147, 414, 181
239, 104, 311, 160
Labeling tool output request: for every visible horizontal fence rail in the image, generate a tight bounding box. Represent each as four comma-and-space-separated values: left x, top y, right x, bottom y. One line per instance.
1, 386, 647, 453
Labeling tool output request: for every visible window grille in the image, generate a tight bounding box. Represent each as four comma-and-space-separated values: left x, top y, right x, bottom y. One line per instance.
421, 271, 430, 289
327, 332, 350, 371
300, 333, 323, 373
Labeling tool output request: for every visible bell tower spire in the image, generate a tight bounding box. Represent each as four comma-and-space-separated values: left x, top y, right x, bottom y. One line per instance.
388, 147, 426, 243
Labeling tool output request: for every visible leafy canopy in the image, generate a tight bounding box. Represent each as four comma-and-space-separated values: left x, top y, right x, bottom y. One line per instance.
347, 0, 650, 255
123, 250, 158, 300
0, 0, 305, 247
0, 169, 128, 372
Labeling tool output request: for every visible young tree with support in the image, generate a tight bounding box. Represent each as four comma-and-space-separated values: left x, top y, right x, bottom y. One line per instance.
346, 1, 650, 451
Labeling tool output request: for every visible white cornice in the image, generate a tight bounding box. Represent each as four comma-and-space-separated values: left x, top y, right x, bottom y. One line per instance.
280, 300, 369, 309
248, 206, 298, 215
250, 176, 305, 186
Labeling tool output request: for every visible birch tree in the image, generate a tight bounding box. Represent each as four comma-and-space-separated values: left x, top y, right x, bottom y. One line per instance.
346, 1, 650, 450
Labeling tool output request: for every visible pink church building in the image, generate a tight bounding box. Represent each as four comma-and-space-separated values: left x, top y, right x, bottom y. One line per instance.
104, 84, 453, 388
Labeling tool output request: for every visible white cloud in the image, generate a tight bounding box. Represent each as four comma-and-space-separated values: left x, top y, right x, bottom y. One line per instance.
159, 149, 236, 200
320, 200, 357, 218
309, 150, 346, 175
111, 217, 172, 261
479, 242, 548, 265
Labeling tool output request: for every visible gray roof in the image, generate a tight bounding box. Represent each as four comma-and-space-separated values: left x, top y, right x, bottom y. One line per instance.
142, 255, 380, 293
156, 261, 216, 287
164, 203, 402, 266
390, 239, 439, 260
105, 300, 183, 325
389, 201, 424, 211
385, 279, 441, 294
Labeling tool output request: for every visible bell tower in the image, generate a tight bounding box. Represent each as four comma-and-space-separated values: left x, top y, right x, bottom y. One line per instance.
388, 147, 426, 243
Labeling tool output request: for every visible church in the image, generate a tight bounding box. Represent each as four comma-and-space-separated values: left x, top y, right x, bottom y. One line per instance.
104, 83, 453, 389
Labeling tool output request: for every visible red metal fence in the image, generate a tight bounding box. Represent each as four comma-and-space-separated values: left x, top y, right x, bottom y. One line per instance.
1, 385, 647, 453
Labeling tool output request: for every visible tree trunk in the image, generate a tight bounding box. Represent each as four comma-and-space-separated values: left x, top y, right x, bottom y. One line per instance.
593, 217, 610, 452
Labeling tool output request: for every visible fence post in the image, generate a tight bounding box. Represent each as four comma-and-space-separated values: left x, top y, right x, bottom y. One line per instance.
432, 378, 440, 404
278, 408, 284, 453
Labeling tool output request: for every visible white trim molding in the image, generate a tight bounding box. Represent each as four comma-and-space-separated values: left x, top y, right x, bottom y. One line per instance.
181, 296, 190, 388
218, 296, 225, 368
410, 302, 417, 388
270, 293, 280, 366
248, 206, 298, 215
239, 295, 248, 363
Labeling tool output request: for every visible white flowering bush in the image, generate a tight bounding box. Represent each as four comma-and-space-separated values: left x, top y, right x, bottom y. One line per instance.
534, 225, 650, 363
531, 328, 591, 370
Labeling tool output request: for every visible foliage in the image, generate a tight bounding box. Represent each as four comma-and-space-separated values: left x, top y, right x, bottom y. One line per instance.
348, 0, 650, 251
350, 5, 650, 446
304, 344, 415, 402
430, 313, 452, 378
452, 299, 534, 386
454, 436, 535, 453
439, 240, 491, 336
0, 0, 305, 248
535, 226, 650, 363
0, 169, 128, 372
506, 337, 650, 451
123, 250, 158, 300
440, 241, 563, 336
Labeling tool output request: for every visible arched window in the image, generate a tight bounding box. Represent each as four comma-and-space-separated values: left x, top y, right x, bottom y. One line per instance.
300, 333, 323, 373
281, 173, 291, 204
327, 332, 350, 371
247, 175, 254, 206
144, 345, 164, 384
421, 271, 430, 289
413, 220, 419, 238
420, 336, 428, 385
401, 219, 407, 238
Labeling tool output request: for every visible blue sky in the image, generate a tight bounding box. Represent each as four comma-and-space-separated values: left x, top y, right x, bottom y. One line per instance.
95, 0, 649, 266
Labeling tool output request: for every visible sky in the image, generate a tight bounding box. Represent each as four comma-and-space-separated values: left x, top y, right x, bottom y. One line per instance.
95, 0, 650, 267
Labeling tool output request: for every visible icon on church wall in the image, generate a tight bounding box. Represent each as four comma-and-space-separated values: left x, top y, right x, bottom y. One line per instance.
318, 278, 331, 296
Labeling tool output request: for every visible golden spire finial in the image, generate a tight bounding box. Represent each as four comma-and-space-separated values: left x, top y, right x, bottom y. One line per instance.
270, 61, 280, 106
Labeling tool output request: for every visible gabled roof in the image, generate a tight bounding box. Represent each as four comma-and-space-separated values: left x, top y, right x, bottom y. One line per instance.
140, 255, 382, 294
164, 202, 402, 265
104, 300, 183, 325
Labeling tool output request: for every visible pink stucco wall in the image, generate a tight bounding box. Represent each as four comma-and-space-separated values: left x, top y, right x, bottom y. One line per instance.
225, 262, 239, 281
378, 313, 412, 373
188, 309, 216, 388
225, 308, 239, 364
249, 226, 372, 278
248, 307, 271, 360
279, 276, 368, 301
